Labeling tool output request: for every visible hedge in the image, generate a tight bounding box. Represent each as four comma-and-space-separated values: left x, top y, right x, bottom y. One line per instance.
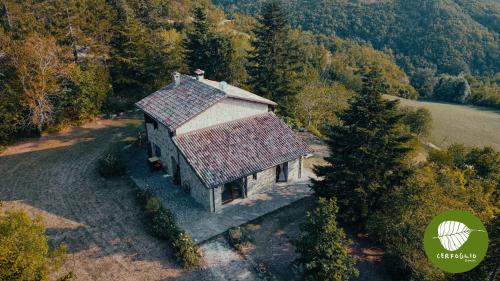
136, 189, 202, 269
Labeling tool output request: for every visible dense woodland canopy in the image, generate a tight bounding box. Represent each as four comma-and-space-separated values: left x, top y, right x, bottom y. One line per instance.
0, 0, 419, 145
215, 0, 500, 108
214, 0, 500, 75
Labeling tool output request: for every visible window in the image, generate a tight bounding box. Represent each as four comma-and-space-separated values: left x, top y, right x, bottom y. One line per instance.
154, 144, 161, 157
252, 173, 258, 180
276, 162, 288, 183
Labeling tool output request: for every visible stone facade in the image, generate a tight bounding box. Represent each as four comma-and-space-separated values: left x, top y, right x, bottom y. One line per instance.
146, 121, 178, 175
178, 152, 214, 211
176, 98, 269, 135
146, 114, 305, 213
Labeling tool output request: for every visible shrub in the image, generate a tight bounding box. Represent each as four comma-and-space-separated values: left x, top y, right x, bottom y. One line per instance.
97, 146, 126, 177
228, 227, 252, 251
295, 198, 358, 281
0, 211, 67, 281
140, 196, 202, 269
150, 205, 179, 240
145, 197, 162, 214
173, 231, 202, 269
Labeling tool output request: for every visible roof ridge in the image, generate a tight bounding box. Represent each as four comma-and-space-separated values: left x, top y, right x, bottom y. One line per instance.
173, 112, 275, 138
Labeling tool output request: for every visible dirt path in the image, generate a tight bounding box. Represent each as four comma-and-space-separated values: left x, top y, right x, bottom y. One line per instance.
0, 117, 204, 281
200, 236, 261, 281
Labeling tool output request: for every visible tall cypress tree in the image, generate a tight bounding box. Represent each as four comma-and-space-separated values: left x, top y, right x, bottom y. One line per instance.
246, 0, 304, 116
311, 67, 414, 224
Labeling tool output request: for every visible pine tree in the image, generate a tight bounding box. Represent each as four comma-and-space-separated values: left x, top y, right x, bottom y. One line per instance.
246, 0, 304, 116
184, 7, 211, 75
184, 7, 234, 82
311, 67, 414, 224
207, 33, 233, 82
295, 198, 359, 281
109, 0, 160, 99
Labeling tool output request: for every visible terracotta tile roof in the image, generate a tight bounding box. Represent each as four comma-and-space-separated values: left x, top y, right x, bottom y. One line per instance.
173, 113, 310, 188
135, 75, 226, 131
135, 75, 275, 131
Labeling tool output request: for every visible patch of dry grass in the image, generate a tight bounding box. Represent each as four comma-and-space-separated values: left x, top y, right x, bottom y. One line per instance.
386, 95, 500, 149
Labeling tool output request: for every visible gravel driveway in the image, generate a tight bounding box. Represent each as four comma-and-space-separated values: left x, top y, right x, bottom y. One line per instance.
0, 117, 204, 281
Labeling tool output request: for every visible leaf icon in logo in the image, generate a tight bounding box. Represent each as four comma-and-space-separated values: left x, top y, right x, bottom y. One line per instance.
433, 221, 485, 251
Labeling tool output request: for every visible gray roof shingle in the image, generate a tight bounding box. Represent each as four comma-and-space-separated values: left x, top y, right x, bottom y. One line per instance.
135, 75, 226, 131
173, 113, 310, 188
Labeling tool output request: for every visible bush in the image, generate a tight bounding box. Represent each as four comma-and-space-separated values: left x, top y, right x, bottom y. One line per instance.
97, 146, 126, 177
173, 231, 202, 269
145, 197, 163, 214
141, 196, 202, 269
295, 198, 358, 281
0, 211, 67, 281
150, 205, 179, 240
228, 227, 252, 251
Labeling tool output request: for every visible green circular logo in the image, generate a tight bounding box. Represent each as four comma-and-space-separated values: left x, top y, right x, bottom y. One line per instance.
424, 210, 489, 273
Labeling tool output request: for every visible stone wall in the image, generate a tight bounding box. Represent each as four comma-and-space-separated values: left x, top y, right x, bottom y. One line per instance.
246, 166, 276, 196
179, 153, 213, 211
146, 121, 178, 176
176, 98, 269, 135
245, 157, 303, 196
287, 158, 302, 182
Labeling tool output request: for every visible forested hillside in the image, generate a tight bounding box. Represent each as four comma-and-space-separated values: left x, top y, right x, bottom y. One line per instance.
0, 0, 418, 145
215, 0, 500, 76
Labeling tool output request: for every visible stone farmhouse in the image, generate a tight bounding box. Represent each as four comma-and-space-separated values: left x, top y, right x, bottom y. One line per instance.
136, 70, 310, 212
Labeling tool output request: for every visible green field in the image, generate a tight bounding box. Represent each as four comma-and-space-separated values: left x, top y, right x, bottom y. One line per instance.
386, 96, 500, 150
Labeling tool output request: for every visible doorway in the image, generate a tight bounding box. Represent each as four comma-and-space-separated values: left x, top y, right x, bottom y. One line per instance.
222, 178, 244, 204
276, 162, 288, 183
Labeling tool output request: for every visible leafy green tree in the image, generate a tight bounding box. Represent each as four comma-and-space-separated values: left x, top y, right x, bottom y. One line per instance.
411, 68, 437, 98
401, 107, 433, 138
295, 80, 353, 137
246, 0, 304, 116
367, 166, 466, 281
58, 62, 112, 122
434, 74, 471, 104
0, 211, 67, 281
368, 155, 498, 280
311, 67, 414, 223
295, 198, 358, 281
0, 33, 22, 144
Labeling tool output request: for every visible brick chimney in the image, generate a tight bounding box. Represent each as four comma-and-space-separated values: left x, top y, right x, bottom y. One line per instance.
172, 71, 180, 87
194, 69, 205, 81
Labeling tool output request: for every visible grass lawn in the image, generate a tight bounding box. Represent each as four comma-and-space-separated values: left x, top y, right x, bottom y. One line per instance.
385, 95, 500, 150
